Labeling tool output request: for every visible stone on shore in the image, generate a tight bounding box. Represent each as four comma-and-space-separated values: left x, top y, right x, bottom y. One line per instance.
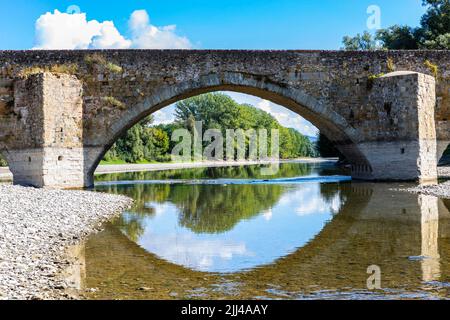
404, 180, 450, 199
0, 184, 132, 300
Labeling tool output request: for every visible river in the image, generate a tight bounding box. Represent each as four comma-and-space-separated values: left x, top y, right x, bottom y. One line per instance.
72, 162, 450, 300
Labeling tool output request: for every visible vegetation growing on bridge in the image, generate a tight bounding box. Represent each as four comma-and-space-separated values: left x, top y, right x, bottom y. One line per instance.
19, 63, 79, 78
103, 93, 317, 164
424, 60, 439, 78
85, 53, 123, 74
102, 96, 126, 109
0, 154, 6, 167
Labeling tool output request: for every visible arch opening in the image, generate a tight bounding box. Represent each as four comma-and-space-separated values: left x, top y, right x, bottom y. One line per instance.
438, 143, 450, 166
93, 89, 359, 179
89, 82, 370, 179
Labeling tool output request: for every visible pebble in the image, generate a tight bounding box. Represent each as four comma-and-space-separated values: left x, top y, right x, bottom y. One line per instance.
403, 180, 450, 199
0, 184, 133, 300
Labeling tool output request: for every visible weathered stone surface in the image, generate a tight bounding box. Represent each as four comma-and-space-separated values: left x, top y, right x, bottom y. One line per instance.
0, 50, 447, 187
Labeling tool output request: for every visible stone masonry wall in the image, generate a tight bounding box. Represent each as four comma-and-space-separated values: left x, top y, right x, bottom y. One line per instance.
4, 73, 85, 188
354, 72, 437, 181
0, 50, 447, 186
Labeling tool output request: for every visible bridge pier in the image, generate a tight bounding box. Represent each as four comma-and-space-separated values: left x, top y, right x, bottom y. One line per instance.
4, 73, 92, 188
349, 72, 437, 183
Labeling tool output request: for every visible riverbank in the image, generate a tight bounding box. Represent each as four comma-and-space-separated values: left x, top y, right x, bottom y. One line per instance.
94, 158, 337, 175
0, 159, 337, 181
403, 181, 450, 199
0, 184, 133, 300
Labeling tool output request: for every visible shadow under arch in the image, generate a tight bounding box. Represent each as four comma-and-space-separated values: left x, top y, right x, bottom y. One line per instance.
87, 73, 371, 180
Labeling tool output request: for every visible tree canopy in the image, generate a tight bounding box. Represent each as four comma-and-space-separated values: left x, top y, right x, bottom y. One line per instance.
343, 0, 450, 50
104, 93, 317, 164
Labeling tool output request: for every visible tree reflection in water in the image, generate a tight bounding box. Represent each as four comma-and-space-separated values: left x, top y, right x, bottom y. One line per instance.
79, 177, 450, 300
96, 163, 346, 239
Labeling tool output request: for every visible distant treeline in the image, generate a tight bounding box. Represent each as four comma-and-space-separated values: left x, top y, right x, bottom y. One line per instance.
104, 93, 318, 164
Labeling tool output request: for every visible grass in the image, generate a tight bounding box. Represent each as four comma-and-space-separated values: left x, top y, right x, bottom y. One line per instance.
102, 96, 125, 109
20, 64, 79, 78
387, 57, 395, 73
367, 73, 385, 90
424, 60, 438, 78
85, 53, 123, 73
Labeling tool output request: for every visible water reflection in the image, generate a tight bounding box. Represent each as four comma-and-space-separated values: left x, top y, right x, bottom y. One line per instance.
74, 164, 450, 300
95, 164, 347, 272
420, 195, 440, 282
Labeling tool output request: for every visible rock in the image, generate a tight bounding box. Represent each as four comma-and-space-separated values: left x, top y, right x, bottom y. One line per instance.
137, 287, 153, 292
0, 184, 133, 300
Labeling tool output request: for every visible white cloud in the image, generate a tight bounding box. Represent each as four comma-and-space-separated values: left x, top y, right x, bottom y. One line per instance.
153, 105, 176, 125
34, 10, 130, 49
139, 231, 250, 272
33, 9, 191, 50
129, 10, 192, 49
90, 21, 132, 49
276, 184, 343, 217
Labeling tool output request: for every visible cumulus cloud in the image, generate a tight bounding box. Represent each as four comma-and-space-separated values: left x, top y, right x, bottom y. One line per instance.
128, 10, 192, 49
33, 9, 192, 50
34, 10, 130, 49
153, 106, 176, 125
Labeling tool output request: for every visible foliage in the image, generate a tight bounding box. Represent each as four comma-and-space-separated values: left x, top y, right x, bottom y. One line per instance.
104, 115, 171, 163
96, 163, 322, 236
342, 31, 378, 50
0, 154, 7, 167
424, 60, 439, 78
102, 96, 125, 109
20, 64, 79, 78
85, 53, 123, 73
342, 0, 450, 50
103, 93, 317, 164
376, 25, 420, 49
387, 57, 395, 73
174, 93, 317, 160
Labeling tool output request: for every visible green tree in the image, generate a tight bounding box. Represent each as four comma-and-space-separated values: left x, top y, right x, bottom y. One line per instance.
104, 93, 317, 163
342, 31, 379, 50
342, 0, 450, 50
104, 115, 170, 163
375, 25, 420, 49
174, 93, 316, 159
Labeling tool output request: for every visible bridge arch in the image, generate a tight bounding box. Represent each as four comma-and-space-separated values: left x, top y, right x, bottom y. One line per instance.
87, 72, 370, 181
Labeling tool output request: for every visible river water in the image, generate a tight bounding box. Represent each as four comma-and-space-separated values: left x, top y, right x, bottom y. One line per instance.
75, 162, 450, 300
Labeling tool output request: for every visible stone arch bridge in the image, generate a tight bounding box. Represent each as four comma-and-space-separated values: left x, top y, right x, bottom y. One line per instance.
0, 50, 449, 188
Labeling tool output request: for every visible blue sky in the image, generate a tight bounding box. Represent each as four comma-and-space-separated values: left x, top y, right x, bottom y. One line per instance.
0, 0, 425, 50
0, 0, 426, 136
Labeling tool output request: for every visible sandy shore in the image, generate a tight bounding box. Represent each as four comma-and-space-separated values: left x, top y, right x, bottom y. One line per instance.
0, 185, 132, 300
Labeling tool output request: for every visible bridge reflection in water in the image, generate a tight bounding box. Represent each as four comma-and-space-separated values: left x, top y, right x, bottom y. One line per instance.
66, 176, 450, 300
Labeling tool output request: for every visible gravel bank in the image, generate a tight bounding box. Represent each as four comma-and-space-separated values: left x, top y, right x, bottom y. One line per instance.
0, 185, 132, 300
404, 181, 450, 199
